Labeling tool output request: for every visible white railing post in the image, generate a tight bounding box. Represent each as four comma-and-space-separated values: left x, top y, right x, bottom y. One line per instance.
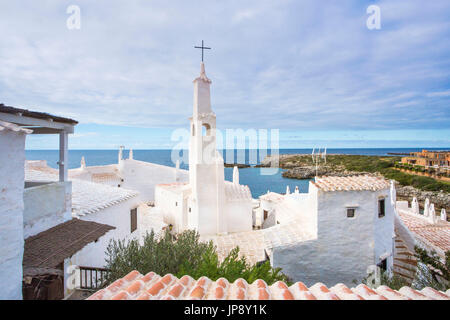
59, 131, 68, 182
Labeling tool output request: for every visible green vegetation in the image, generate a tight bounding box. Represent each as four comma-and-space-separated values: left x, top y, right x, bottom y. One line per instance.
414, 247, 450, 291
383, 169, 450, 192
360, 271, 410, 291
281, 154, 450, 193
104, 230, 290, 286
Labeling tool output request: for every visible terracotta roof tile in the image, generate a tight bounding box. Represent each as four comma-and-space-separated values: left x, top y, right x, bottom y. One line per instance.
398, 212, 450, 257
23, 219, 115, 268
87, 271, 450, 300
313, 175, 390, 192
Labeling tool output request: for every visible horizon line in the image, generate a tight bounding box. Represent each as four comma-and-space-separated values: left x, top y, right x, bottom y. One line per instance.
25, 147, 450, 151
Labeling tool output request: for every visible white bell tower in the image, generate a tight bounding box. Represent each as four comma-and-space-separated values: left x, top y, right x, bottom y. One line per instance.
188, 62, 226, 235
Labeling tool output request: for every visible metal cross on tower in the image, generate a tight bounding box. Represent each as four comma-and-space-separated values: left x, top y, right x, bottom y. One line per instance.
194, 40, 211, 62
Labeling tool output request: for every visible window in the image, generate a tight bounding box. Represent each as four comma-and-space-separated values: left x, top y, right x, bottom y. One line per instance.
347, 208, 355, 218
378, 198, 385, 218
263, 210, 268, 221
189, 207, 191, 212
130, 208, 137, 233
175, 202, 178, 206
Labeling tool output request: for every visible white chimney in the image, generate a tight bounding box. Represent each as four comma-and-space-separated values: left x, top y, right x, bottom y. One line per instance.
441, 208, 447, 222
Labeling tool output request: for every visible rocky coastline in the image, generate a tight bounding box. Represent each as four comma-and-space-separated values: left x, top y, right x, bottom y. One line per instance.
281, 166, 366, 179
223, 163, 251, 168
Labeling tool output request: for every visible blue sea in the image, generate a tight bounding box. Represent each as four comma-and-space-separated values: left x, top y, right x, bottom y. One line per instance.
26, 148, 450, 198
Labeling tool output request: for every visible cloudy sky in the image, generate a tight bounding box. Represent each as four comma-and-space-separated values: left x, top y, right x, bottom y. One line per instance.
0, 0, 449, 149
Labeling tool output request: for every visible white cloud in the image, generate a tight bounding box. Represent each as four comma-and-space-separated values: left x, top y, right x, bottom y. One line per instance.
0, 0, 449, 133
427, 90, 450, 97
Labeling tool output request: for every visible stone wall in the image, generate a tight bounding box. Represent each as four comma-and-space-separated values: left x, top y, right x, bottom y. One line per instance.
396, 185, 449, 212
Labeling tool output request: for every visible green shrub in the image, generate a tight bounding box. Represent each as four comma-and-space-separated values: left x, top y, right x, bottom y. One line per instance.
178, 246, 290, 285
104, 230, 290, 286
414, 247, 450, 291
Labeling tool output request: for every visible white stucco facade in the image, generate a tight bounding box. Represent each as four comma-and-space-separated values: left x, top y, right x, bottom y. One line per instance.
0, 122, 30, 299
76, 196, 143, 267
268, 178, 395, 287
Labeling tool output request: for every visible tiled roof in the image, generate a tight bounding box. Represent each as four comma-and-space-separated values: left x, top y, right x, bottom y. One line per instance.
157, 182, 188, 191
399, 212, 450, 257
263, 222, 315, 250
201, 197, 316, 264
87, 270, 450, 300
259, 192, 284, 203
23, 219, 115, 268
313, 175, 391, 192
224, 181, 252, 201
91, 172, 122, 184
71, 179, 138, 216
0, 103, 78, 124
25, 165, 139, 216
201, 221, 315, 265
201, 230, 266, 265
0, 120, 33, 134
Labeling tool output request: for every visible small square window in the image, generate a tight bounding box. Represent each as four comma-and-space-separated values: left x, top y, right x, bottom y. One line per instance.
347, 208, 355, 218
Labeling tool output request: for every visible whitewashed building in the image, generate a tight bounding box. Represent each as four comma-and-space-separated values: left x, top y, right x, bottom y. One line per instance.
266, 176, 395, 286
0, 106, 155, 299
202, 175, 396, 287
151, 63, 254, 236
0, 106, 115, 300
69, 147, 189, 202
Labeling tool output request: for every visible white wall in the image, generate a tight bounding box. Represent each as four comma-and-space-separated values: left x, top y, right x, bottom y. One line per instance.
120, 159, 188, 202
155, 187, 184, 232
190, 163, 226, 235
23, 181, 72, 238
0, 129, 26, 299
225, 200, 253, 233
272, 185, 394, 287
75, 196, 142, 268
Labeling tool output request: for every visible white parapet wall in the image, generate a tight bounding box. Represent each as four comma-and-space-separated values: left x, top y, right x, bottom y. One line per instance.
119, 159, 189, 202
0, 127, 26, 300
23, 181, 72, 238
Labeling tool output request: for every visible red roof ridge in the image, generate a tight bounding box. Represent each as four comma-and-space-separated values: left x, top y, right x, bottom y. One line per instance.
87, 270, 450, 300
